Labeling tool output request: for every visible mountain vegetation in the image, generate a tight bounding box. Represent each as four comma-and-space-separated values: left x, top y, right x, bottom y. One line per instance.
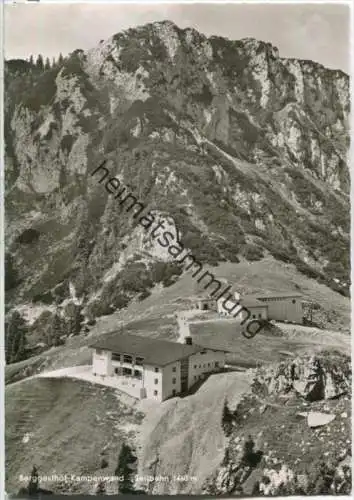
4, 21, 349, 358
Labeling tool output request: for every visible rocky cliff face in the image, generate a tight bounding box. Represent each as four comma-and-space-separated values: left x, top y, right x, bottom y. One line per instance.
5, 21, 350, 339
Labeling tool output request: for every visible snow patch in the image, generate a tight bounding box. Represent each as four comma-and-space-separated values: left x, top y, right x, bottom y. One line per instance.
69, 281, 83, 305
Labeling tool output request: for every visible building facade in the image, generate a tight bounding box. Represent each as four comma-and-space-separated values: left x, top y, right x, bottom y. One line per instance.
254, 293, 303, 323
195, 298, 217, 311
90, 333, 226, 402
239, 297, 268, 321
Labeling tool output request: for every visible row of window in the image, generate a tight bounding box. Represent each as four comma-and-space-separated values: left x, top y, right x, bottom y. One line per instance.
114, 367, 142, 379
153, 389, 177, 397
259, 298, 297, 304
111, 353, 144, 364
193, 361, 219, 370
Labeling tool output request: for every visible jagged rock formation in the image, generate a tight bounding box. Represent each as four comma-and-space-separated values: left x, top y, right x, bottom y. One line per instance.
252, 352, 351, 401
203, 353, 351, 496
5, 21, 350, 339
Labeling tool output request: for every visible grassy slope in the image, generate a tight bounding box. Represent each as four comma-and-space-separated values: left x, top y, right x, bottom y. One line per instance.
5, 377, 143, 495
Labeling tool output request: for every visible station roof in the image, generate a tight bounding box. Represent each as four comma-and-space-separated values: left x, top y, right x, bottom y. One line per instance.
254, 292, 302, 300
240, 297, 268, 308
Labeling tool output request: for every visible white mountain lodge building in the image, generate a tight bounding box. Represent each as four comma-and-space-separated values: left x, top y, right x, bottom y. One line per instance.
90, 333, 227, 402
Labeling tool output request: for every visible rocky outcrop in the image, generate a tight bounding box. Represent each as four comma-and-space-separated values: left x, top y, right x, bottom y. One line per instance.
253, 353, 351, 401
203, 353, 351, 496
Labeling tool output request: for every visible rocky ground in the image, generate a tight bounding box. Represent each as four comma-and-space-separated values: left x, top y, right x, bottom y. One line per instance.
204, 352, 351, 496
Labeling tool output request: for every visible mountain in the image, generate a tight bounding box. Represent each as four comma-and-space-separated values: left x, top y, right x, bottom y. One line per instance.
4, 20, 350, 347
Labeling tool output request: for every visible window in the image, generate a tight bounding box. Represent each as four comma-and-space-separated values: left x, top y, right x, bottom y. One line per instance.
154, 378, 158, 384
194, 365, 197, 369
172, 389, 176, 396
215, 361, 219, 367
136, 357, 144, 366
123, 354, 133, 364
112, 353, 120, 362
258, 314, 262, 318
208, 363, 210, 367
199, 365, 201, 368
155, 367, 159, 373
292, 299, 296, 304
154, 390, 158, 396
252, 314, 256, 319
172, 378, 176, 384
114, 368, 119, 375
194, 375, 197, 380
96, 349, 102, 355
172, 366, 177, 372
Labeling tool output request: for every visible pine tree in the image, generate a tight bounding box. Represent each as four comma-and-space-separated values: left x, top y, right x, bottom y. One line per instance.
6, 311, 28, 364
27, 465, 39, 496
44, 57, 51, 70
48, 313, 64, 347
115, 444, 136, 493
242, 434, 255, 466
67, 305, 83, 336
29, 55, 34, 66
51, 56, 56, 68
58, 53, 64, 66
36, 54, 44, 71
5, 253, 18, 291
95, 481, 106, 495
221, 399, 234, 436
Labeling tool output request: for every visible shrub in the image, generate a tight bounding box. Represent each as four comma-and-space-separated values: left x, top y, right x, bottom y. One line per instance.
221, 399, 234, 436
242, 244, 264, 261
100, 458, 109, 469
5, 311, 28, 364
5, 253, 18, 291
115, 444, 137, 494
22, 67, 60, 111
61, 134, 75, 154
17, 228, 40, 244
151, 261, 182, 286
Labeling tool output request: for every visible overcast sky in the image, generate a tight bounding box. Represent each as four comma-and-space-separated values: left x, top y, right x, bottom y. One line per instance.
4, 1, 351, 73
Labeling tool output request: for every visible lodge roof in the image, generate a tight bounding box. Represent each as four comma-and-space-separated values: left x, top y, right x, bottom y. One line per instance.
89, 332, 224, 367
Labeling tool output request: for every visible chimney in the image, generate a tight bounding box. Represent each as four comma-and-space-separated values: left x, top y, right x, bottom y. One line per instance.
185, 336, 193, 345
